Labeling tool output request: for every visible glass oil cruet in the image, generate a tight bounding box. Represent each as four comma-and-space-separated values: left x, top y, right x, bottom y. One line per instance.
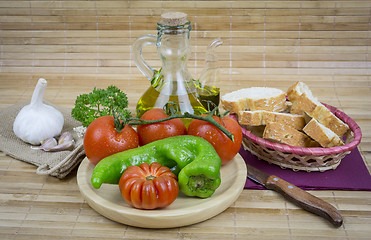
196, 38, 223, 110
133, 12, 207, 118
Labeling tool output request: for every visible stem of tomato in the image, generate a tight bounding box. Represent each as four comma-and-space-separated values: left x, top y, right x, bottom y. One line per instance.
146, 175, 156, 181
112, 111, 126, 133
127, 107, 235, 142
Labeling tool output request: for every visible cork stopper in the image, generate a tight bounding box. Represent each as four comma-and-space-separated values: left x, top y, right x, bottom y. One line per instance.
160, 12, 188, 26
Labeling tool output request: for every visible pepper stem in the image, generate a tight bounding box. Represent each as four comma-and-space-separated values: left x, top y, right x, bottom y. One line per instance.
194, 178, 204, 188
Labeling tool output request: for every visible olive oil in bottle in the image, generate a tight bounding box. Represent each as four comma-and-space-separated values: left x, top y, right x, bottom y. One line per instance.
136, 84, 207, 126
134, 12, 208, 120
197, 85, 220, 110
196, 38, 223, 110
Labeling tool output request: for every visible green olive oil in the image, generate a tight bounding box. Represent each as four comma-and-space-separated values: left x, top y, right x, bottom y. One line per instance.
197, 85, 220, 110
135, 85, 207, 121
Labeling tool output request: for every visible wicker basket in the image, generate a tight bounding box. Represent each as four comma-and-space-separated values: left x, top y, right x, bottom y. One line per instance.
236, 104, 362, 172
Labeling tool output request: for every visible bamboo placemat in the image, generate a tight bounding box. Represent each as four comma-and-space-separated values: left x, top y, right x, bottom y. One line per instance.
0, 0, 370, 239
1, 1, 370, 101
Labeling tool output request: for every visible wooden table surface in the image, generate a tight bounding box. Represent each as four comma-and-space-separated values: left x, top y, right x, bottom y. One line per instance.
1, 1, 370, 239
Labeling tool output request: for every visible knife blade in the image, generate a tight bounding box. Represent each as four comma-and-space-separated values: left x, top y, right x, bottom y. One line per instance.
245, 163, 343, 227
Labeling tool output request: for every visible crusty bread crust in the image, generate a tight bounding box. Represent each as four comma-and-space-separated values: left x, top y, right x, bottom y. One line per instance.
290, 93, 349, 137
265, 111, 305, 130
303, 118, 344, 148
287, 81, 314, 103
310, 105, 350, 137
220, 98, 246, 114
238, 110, 305, 130
263, 122, 311, 147
248, 93, 286, 112
290, 93, 319, 115
287, 81, 301, 102
238, 110, 264, 126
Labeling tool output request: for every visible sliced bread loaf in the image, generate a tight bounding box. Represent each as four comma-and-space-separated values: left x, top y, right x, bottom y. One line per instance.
221, 87, 286, 113
238, 110, 305, 130
238, 110, 265, 126
303, 118, 344, 148
287, 81, 316, 103
290, 92, 321, 115
290, 92, 349, 137
263, 122, 311, 147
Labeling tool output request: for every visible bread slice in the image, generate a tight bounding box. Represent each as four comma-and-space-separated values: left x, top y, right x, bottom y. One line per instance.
287, 81, 316, 103
238, 110, 265, 126
238, 110, 306, 130
309, 105, 350, 137
290, 93, 349, 137
221, 87, 287, 113
290, 92, 322, 115
303, 118, 344, 148
263, 122, 311, 147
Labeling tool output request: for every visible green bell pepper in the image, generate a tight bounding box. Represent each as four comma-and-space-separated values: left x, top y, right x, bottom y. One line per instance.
91, 135, 222, 198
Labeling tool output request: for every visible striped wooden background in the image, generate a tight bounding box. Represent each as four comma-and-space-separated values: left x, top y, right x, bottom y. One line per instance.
1, 1, 370, 108
0, 1, 370, 239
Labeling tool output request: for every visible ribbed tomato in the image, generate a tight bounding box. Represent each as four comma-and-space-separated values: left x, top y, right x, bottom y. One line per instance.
119, 162, 179, 210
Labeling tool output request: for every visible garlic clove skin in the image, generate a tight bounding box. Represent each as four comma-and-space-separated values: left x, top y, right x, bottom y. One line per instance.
58, 132, 73, 145
48, 139, 74, 152
13, 78, 64, 145
31, 137, 58, 151
30, 132, 75, 152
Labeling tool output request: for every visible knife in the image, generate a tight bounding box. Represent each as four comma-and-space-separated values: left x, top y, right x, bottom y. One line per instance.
245, 163, 343, 227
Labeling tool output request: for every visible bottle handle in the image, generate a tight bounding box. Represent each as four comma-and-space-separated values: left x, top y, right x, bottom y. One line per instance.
132, 34, 157, 80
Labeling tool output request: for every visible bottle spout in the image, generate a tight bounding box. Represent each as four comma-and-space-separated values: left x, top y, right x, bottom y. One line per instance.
205, 38, 223, 63
196, 38, 223, 109
199, 38, 223, 84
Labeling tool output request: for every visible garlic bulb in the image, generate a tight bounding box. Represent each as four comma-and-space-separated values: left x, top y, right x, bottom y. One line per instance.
13, 78, 64, 145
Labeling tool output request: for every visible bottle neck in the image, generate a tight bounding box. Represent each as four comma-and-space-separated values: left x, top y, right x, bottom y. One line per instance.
157, 22, 191, 74
156, 22, 194, 95
157, 21, 191, 40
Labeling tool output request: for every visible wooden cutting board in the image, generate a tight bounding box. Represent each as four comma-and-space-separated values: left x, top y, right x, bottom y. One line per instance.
77, 154, 247, 228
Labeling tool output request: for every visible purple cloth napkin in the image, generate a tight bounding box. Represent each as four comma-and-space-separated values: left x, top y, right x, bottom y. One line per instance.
240, 147, 371, 191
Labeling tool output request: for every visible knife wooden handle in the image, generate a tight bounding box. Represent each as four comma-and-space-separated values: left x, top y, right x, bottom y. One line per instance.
265, 175, 343, 227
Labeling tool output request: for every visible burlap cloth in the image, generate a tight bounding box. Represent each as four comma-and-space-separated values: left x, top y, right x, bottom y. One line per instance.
0, 101, 85, 179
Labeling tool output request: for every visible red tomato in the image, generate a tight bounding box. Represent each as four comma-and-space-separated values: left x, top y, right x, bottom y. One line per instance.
187, 115, 242, 165
119, 162, 179, 210
137, 108, 186, 145
84, 115, 139, 165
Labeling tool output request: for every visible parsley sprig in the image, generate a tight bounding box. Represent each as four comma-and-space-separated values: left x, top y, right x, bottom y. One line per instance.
71, 85, 131, 127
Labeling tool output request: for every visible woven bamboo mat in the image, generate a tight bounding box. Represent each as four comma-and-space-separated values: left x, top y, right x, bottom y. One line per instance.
0, 0, 371, 239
